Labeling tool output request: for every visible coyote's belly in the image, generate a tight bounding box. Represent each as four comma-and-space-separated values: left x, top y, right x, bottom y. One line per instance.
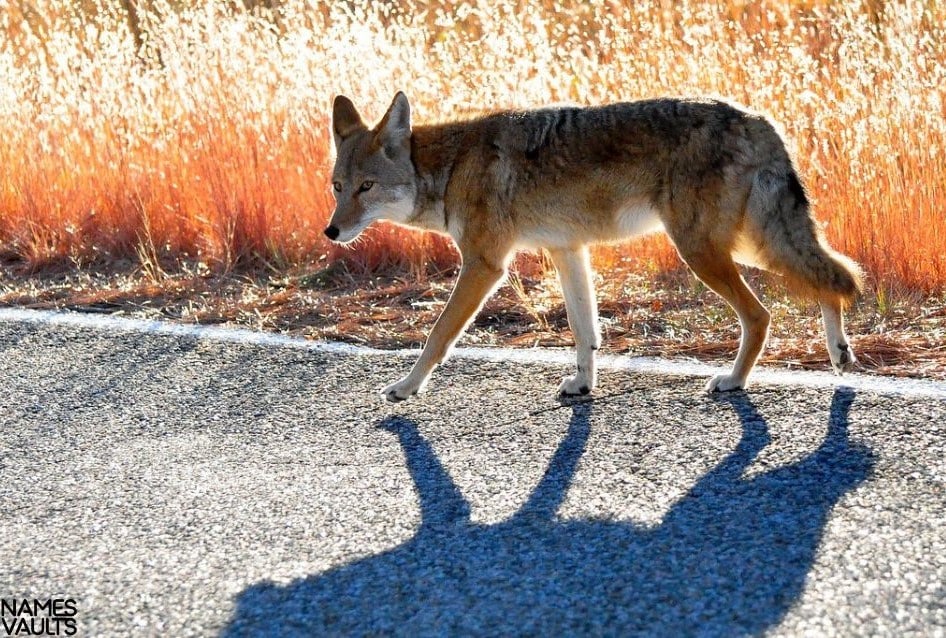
515, 199, 664, 249
614, 200, 664, 239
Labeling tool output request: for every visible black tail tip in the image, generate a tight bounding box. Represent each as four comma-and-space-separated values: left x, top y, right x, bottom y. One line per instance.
324, 225, 340, 240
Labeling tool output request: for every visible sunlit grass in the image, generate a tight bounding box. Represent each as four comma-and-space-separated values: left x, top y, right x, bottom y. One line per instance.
0, 0, 943, 293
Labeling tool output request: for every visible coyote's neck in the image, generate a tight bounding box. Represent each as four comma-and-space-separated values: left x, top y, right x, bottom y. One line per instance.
406, 122, 475, 236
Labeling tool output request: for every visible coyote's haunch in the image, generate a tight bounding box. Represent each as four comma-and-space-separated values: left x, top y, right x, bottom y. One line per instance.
325, 93, 863, 402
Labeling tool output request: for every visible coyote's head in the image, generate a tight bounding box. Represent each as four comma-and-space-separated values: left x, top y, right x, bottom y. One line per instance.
324, 92, 416, 243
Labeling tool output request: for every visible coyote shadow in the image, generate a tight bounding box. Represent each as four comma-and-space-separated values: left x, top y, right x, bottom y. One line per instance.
223, 389, 873, 636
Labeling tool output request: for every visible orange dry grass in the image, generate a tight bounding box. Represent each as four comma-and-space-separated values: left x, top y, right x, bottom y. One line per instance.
0, 0, 944, 293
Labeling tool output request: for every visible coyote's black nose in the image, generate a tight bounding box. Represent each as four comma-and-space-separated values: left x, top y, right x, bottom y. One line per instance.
324, 225, 340, 240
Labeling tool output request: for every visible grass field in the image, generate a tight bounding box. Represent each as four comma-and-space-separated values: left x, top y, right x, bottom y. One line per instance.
1, 1, 945, 378
1, 0, 944, 289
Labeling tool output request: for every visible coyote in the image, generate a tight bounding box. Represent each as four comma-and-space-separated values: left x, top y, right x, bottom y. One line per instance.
325, 93, 863, 402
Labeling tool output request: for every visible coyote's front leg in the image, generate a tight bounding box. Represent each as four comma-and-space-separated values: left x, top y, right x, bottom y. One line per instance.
549, 246, 600, 396
382, 256, 507, 402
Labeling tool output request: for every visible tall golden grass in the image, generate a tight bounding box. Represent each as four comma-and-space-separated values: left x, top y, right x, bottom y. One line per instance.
0, 1, 943, 292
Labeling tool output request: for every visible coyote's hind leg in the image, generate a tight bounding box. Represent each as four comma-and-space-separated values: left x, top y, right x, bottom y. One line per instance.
820, 298, 855, 374
678, 249, 771, 392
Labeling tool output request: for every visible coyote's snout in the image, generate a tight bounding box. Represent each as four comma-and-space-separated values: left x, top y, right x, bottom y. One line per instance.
327, 92, 863, 401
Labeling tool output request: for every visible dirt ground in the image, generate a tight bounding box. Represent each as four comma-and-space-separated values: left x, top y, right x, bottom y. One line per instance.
2, 259, 944, 380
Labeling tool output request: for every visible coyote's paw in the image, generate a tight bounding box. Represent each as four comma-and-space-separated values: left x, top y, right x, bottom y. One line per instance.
829, 342, 856, 375
557, 375, 593, 397
705, 374, 746, 393
381, 378, 423, 403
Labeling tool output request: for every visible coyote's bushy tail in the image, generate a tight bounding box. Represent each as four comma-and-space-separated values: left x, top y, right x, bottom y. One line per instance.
748, 166, 864, 307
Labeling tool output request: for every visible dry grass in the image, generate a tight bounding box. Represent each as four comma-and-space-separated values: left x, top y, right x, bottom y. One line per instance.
1, 0, 944, 290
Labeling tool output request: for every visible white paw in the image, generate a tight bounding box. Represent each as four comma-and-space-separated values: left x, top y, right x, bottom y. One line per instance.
705, 374, 746, 393
829, 342, 856, 375
557, 375, 593, 397
381, 378, 424, 403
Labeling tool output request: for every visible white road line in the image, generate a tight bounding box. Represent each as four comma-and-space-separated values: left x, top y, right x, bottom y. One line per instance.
2, 306, 945, 399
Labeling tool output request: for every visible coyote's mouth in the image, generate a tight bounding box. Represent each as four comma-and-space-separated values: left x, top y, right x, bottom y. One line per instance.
324, 219, 372, 244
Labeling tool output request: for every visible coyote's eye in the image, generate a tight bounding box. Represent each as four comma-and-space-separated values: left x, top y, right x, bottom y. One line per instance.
332, 181, 342, 192
358, 181, 374, 193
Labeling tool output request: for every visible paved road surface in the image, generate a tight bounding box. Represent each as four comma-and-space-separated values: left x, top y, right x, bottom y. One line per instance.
1, 311, 944, 636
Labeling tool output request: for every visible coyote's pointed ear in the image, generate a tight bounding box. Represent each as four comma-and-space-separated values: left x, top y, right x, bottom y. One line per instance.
375, 91, 411, 154
332, 95, 366, 147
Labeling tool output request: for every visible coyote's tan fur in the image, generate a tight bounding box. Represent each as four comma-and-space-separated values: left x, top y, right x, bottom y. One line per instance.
326, 93, 863, 401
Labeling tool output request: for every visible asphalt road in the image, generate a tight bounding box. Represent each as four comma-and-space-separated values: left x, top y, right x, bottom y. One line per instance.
1, 311, 944, 637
